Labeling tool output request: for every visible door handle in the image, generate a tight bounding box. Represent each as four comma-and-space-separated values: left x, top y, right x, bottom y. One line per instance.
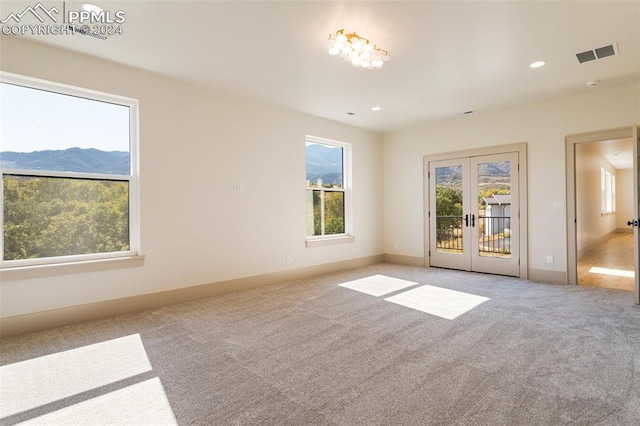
471, 214, 476, 227
628, 219, 639, 227
465, 214, 469, 227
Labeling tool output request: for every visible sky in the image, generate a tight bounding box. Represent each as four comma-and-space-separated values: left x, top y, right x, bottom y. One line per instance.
0, 82, 130, 153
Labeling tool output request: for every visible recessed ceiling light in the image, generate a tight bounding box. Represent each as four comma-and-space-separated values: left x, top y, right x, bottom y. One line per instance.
82, 3, 103, 13
530, 61, 546, 68
371, 106, 382, 111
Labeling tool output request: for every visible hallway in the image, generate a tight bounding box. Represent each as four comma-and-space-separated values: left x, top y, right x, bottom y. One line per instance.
578, 232, 635, 291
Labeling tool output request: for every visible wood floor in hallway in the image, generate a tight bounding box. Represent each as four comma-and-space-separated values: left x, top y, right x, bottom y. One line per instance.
578, 231, 635, 291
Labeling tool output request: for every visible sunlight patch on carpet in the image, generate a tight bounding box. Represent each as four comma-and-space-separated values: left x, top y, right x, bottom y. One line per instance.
18, 377, 177, 425
385, 284, 490, 320
339, 274, 417, 297
0, 334, 152, 418
588, 266, 635, 278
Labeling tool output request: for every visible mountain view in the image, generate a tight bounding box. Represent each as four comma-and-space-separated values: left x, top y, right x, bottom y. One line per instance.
436, 161, 511, 190
0, 148, 129, 175
306, 143, 343, 186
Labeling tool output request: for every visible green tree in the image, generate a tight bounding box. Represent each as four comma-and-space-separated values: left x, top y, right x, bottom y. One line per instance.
3, 176, 129, 261
435, 186, 463, 216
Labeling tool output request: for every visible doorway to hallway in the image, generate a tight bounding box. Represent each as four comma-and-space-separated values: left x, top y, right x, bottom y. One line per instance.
566, 126, 640, 304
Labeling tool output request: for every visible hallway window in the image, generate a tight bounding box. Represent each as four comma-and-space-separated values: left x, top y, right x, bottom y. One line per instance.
601, 167, 616, 213
0, 74, 139, 268
305, 136, 351, 239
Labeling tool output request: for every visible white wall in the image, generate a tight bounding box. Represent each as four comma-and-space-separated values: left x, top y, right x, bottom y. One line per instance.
617, 168, 635, 230
575, 144, 617, 257
383, 82, 640, 281
0, 38, 384, 318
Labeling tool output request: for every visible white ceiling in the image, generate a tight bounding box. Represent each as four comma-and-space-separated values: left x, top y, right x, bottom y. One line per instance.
3, 0, 640, 133
596, 138, 634, 170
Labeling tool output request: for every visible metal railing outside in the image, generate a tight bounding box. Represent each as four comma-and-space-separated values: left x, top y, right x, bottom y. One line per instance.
478, 216, 511, 255
436, 216, 463, 251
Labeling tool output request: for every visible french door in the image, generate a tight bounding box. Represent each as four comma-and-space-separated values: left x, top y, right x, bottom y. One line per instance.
428, 152, 520, 276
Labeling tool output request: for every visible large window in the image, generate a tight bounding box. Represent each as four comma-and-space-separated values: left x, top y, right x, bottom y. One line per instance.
0, 73, 139, 268
601, 167, 616, 214
305, 136, 351, 239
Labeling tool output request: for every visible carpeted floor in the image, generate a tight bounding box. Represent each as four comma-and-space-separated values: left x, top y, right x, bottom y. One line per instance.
2, 263, 640, 425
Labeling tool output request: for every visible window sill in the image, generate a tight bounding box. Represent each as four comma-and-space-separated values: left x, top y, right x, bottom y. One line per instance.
306, 235, 355, 248
1, 255, 145, 281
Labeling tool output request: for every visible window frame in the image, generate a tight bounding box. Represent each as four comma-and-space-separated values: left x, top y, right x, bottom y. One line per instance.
305, 135, 353, 246
0, 71, 140, 269
600, 166, 616, 214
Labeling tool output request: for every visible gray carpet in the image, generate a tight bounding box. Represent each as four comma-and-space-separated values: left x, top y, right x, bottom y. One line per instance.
2, 263, 640, 425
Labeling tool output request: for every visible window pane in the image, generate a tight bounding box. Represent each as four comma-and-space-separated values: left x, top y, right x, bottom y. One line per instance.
306, 189, 345, 236
324, 191, 345, 234
3, 175, 129, 260
612, 174, 616, 212
435, 165, 463, 253
601, 167, 606, 212
605, 171, 612, 212
306, 142, 343, 189
0, 83, 130, 175
477, 161, 511, 258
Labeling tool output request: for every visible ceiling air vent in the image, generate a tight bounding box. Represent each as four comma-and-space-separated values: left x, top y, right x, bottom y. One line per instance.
576, 43, 618, 63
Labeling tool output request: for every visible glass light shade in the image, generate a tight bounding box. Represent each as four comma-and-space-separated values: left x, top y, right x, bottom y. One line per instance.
327, 31, 388, 70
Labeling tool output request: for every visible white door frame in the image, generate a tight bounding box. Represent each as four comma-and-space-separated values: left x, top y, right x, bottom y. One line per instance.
423, 142, 528, 279
565, 126, 640, 304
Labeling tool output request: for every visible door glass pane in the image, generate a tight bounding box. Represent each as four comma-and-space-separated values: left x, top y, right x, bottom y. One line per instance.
435, 165, 463, 253
477, 161, 511, 258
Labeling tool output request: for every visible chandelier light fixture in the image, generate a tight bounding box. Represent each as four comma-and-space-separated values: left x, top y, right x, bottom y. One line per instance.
326, 29, 390, 69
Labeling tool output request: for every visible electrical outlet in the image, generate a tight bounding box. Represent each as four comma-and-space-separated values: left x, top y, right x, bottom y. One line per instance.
393, 242, 399, 250
285, 255, 292, 264
239, 183, 246, 192
546, 255, 554, 264
233, 182, 240, 191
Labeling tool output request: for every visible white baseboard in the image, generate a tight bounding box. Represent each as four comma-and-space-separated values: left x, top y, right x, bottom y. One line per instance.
529, 268, 567, 284
0, 254, 384, 338
384, 253, 426, 267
